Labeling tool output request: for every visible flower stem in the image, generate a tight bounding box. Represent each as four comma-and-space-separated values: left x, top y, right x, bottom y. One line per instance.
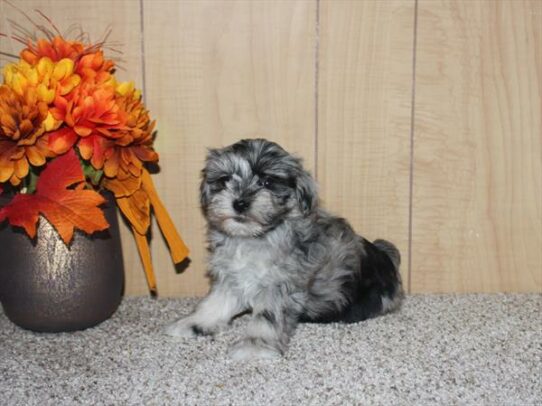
26, 168, 39, 194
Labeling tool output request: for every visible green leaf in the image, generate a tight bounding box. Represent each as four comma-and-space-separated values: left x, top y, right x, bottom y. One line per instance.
83, 165, 104, 186
82, 161, 104, 186
25, 167, 40, 194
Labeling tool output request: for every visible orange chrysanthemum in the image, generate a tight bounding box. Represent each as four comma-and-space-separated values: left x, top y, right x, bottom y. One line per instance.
21, 36, 85, 65
101, 87, 157, 200
0, 85, 53, 185
103, 89, 157, 175
76, 51, 114, 84
48, 81, 122, 168
21, 36, 114, 84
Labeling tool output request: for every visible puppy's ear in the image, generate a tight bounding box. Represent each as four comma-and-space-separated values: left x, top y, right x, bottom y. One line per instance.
295, 170, 318, 214
200, 168, 212, 212
200, 148, 219, 211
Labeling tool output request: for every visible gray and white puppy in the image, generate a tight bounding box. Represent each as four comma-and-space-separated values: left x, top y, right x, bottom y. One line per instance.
165, 138, 403, 361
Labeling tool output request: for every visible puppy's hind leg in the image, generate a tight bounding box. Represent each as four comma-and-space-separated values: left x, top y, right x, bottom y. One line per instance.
229, 287, 302, 361
164, 285, 242, 338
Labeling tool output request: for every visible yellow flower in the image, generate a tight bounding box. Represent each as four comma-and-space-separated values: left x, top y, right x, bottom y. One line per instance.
111, 79, 142, 100
3, 58, 81, 104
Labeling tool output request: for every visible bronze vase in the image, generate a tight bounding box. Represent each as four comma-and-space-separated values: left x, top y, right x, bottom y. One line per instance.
0, 192, 125, 332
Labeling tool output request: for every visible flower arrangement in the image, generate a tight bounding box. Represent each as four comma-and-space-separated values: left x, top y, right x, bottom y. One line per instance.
0, 10, 189, 294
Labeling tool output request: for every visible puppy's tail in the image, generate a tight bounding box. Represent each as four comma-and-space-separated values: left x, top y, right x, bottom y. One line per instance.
373, 239, 401, 270
372, 239, 403, 312
338, 238, 404, 323
371, 239, 404, 314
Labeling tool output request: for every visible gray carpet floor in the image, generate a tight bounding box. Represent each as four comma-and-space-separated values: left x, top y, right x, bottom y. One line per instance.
1, 294, 540, 405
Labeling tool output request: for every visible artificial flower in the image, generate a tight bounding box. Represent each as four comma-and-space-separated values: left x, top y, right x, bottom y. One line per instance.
76, 50, 114, 83
48, 81, 121, 167
0, 25, 189, 294
101, 85, 158, 180
21, 36, 85, 65
0, 85, 53, 185
3, 57, 81, 103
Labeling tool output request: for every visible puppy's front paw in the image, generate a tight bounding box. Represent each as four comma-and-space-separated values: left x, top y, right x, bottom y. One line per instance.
163, 319, 199, 338
229, 339, 282, 361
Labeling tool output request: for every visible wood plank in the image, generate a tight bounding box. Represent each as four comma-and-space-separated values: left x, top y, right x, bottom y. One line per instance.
318, 0, 415, 290
0, 0, 147, 295
412, 0, 542, 292
143, 0, 316, 296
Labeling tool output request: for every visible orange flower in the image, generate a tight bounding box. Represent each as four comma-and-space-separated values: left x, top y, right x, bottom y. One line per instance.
0, 85, 53, 186
21, 36, 85, 65
48, 82, 122, 168
101, 86, 158, 181
21, 37, 115, 85
76, 51, 114, 84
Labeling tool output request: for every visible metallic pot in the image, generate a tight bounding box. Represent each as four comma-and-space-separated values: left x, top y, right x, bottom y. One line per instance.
0, 192, 125, 332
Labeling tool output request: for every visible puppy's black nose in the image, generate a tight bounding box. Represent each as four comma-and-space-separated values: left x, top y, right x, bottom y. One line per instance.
233, 198, 250, 213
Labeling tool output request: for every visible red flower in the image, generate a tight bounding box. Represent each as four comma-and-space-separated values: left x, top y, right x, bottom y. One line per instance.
48, 82, 122, 169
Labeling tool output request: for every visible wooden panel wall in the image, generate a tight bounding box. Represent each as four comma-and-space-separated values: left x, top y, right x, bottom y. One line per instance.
142, 0, 316, 296
318, 0, 414, 290
2, 1, 540, 296
412, 0, 542, 292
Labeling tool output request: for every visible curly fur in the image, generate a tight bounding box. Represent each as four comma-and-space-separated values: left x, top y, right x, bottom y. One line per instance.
165, 139, 403, 360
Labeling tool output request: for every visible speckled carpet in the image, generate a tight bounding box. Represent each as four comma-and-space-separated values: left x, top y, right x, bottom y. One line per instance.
1, 294, 540, 405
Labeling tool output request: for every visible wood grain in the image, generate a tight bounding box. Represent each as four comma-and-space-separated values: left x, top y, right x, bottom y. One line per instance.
318, 0, 415, 289
142, 0, 316, 296
0, 0, 147, 296
411, 0, 542, 292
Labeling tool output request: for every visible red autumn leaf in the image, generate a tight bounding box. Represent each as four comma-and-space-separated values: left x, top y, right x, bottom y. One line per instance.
0, 150, 109, 244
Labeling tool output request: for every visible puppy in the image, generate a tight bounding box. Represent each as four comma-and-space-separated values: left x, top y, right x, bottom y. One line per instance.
165, 139, 403, 360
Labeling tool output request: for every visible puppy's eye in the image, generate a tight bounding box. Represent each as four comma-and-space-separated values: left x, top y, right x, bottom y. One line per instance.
211, 175, 231, 187
257, 176, 274, 189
